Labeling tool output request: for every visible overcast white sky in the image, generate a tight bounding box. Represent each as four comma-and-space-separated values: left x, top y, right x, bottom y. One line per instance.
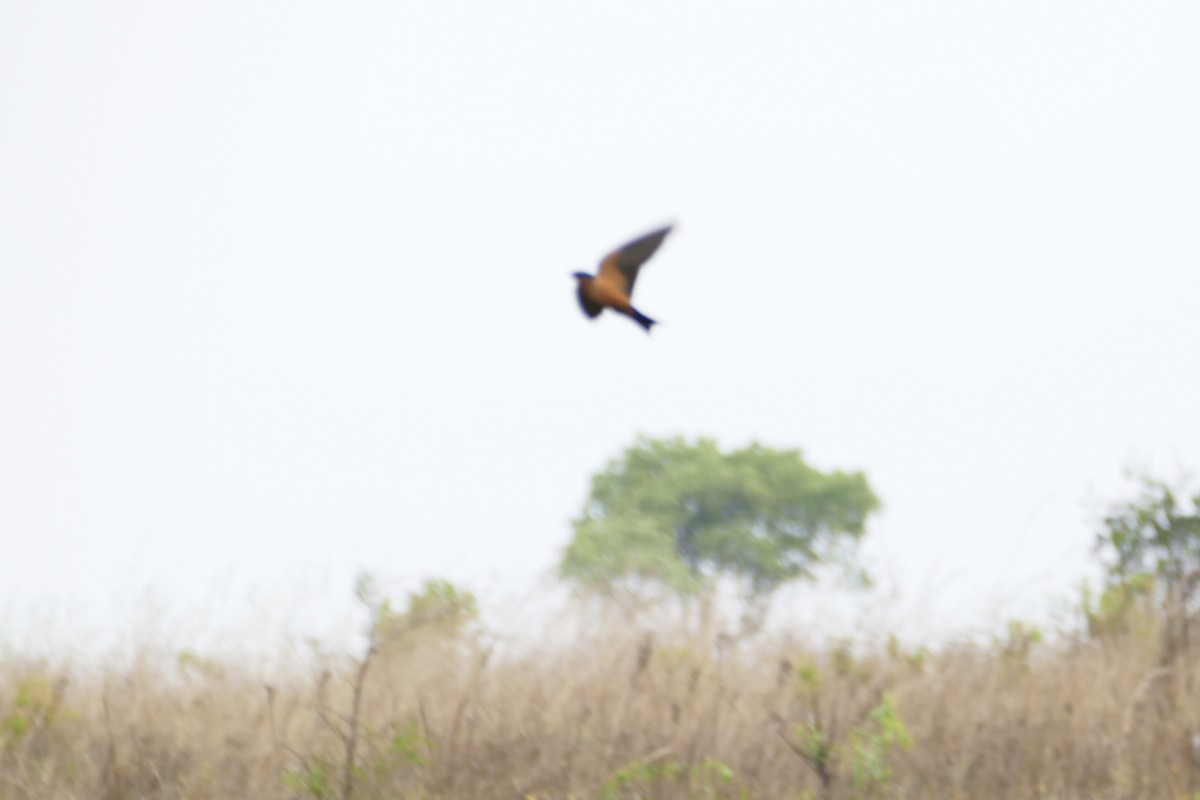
3, 1, 1199, 654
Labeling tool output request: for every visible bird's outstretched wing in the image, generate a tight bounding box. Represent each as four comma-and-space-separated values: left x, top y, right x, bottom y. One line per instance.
597, 225, 672, 297
576, 283, 604, 318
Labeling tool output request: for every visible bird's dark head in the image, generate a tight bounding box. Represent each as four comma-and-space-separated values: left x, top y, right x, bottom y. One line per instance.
571, 271, 591, 282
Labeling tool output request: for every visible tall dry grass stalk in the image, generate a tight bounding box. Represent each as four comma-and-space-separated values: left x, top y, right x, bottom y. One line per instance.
1, 617, 1198, 799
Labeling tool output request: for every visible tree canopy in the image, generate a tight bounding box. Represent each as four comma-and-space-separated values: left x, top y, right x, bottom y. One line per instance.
1094, 476, 1200, 660
560, 436, 879, 625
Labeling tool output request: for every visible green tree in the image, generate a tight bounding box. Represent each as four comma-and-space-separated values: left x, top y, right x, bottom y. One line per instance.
373, 576, 478, 641
299, 575, 477, 800
1094, 475, 1200, 661
561, 436, 879, 636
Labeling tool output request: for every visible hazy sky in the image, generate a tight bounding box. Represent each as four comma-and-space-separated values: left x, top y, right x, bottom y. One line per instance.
3, 1, 1199, 653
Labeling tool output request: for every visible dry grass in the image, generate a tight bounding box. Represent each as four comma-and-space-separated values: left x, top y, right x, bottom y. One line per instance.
2, 613, 1199, 800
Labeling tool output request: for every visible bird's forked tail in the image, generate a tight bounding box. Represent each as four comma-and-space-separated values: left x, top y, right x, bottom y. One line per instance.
630, 308, 657, 332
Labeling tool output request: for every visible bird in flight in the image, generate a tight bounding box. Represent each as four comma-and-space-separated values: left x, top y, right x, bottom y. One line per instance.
572, 225, 672, 333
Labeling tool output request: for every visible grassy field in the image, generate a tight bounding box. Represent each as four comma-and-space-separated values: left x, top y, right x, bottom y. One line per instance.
1, 606, 1196, 800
